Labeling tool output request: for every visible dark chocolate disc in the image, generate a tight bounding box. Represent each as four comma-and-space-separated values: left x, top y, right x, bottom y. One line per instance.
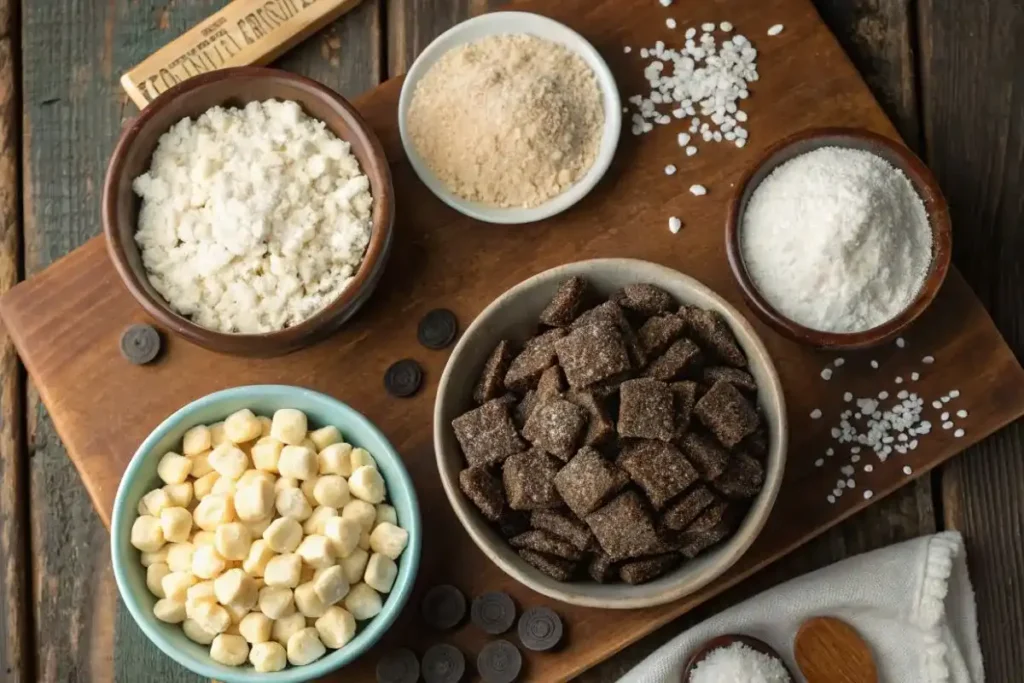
422, 643, 465, 683
120, 324, 161, 365
421, 584, 466, 630
517, 606, 563, 652
384, 359, 423, 398
418, 309, 458, 350
376, 648, 420, 683
477, 640, 522, 683
471, 592, 516, 635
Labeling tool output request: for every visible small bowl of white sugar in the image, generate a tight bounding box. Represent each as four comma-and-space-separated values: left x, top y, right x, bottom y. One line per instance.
103, 67, 395, 357
726, 127, 952, 349
397, 12, 621, 224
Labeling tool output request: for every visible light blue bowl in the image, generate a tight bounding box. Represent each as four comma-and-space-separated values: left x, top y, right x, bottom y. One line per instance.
111, 385, 421, 682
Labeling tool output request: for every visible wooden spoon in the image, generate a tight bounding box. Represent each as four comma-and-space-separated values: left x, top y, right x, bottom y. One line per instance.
794, 616, 879, 683
681, 634, 794, 682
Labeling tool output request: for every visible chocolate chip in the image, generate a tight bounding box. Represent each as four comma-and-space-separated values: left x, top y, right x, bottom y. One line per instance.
376, 648, 420, 683
421, 585, 466, 631
422, 644, 466, 683
510, 530, 584, 561
452, 399, 525, 467
663, 484, 718, 531
529, 509, 594, 551
120, 324, 161, 365
553, 447, 630, 519
504, 328, 566, 391
502, 450, 563, 510
618, 553, 681, 584
638, 314, 687, 357
518, 549, 577, 581
694, 380, 759, 448
539, 276, 587, 327
518, 606, 564, 651
384, 359, 423, 397
458, 466, 505, 522
418, 308, 458, 349
471, 592, 517, 635
643, 338, 703, 382
555, 320, 632, 389
679, 431, 731, 480
617, 378, 675, 442
522, 397, 587, 461
584, 490, 662, 561
617, 440, 699, 510
477, 640, 523, 683
475, 341, 515, 404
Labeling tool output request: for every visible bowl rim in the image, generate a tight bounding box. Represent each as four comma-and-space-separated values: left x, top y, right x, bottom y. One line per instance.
725, 126, 952, 350
432, 258, 788, 608
396, 10, 622, 225
111, 385, 421, 682
102, 66, 396, 356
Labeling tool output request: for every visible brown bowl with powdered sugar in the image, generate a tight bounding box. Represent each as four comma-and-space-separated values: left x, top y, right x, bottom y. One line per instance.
726, 127, 952, 350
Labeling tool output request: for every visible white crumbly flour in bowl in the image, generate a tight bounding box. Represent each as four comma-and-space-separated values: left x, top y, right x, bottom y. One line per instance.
132, 99, 373, 334
740, 147, 932, 333
406, 33, 604, 209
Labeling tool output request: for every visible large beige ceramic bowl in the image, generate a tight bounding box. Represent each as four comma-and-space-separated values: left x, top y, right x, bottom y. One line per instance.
433, 259, 788, 609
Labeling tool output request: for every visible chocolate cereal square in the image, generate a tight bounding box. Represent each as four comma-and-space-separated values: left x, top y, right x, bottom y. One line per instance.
553, 447, 630, 518
565, 390, 616, 446
712, 451, 765, 499
643, 338, 703, 382
536, 365, 566, 400
685, 308, 747, 368
618, 553, 681, 585
669, 380, 699, 441
514, 390, 539, 429
452, 399, 526, 467
740, 423, 769, 460
585, 490, 662, 561
458, 466, 505, 522
679, 431, 731, 480
502, 450, 563, 510
518, 549, 576, 581
588, 552, 617, 583
522, 397, 587, 461
554, 320, 632, 390
663, 484, 718, 531
694, 380, 760, 448
529, 509, 594, 551
504, 328, 567, 391
617, 378, 675, 442
474, 340, 516, 404
638, 314, 687, 357
496, 509, 531, 539
539, 276, 587, 327
678, 500, 736, 558
703, 366, 758, 394
613, 283, 675, 317
509, 530, 584, 561
571, 301, 646, 369
617, 440, 699, 510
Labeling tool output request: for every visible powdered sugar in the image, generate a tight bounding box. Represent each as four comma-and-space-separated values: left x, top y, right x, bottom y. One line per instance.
690, 642, 791, 683
741, 147, 931, 333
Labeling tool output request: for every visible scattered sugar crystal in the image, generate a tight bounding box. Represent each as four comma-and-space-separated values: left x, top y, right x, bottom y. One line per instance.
837, 479, 846, 489
677, 132, 690, 146
903, 465, 912, 475
941, 396, 950, 403
833, 488, 842, 497
827, 495, 835, 504
851, 454, 861, 463
922, 356, 934, 364
659, 0, 672, 6
897, 390, 909, 399
864, 464, 873, 472
950, 389, 960, 398
957, 409, 968, 418
689, 184, 707, 196
624, 46, 632, 53
896, 337, 906, 348
720, 21, 733, 31
767, 24, 784, 36
834, 358, 845, 367
685, 27, 696, 39
702, 22, 716, 31
821, 368, 833, 380
841, 465, 854, 476
826, 448, 834, 456
878, 391, 889, 400
942, 421, 953, 430
954, 428, 965, 438
847, 479, 855, 488
665, 164, 677, 175
810, 409, 822, 419
895, 376, 903, 384
815, 458, 824, 467
864, 490, 873, 500
940, 412, 949, 421
842, 392, 852, 402
668, 217, 682, 234
911, 372, 920, 381
666, 18, 677, 29
932, 400, 943, 409
871, 360, 879, 369
685, 146, 698, 156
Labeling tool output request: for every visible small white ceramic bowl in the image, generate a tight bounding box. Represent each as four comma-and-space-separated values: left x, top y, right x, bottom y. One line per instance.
433, 259, 788, 609
397, 11, 621, 224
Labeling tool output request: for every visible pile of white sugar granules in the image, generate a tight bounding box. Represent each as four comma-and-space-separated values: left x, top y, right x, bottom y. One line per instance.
741, 147, 932, 333
133, 99, 373, 334
406, 34, 604, 208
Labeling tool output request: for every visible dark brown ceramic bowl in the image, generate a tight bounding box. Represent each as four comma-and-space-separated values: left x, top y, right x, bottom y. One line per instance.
103, 67, 394, 357
726, 127, 951, 350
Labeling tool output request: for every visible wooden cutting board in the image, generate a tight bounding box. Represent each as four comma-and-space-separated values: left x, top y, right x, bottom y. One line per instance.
3, 0, 1023, 680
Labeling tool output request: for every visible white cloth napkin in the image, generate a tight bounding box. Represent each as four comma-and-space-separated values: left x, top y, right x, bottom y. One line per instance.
620, 531, 983, 683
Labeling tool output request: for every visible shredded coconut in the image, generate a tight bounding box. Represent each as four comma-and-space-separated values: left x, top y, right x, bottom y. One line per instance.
133, 99, 373, 334
690, 642, 791, 683
406, 34, 604, 208
741, 147, 932, 333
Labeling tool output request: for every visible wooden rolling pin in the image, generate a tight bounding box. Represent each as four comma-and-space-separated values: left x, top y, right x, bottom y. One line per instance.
121, 0, 362, 109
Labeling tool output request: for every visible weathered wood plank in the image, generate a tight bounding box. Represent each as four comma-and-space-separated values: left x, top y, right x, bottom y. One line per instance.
919, 1, 1024, 681
386, 0, 493, 76
0, 0, 30, 680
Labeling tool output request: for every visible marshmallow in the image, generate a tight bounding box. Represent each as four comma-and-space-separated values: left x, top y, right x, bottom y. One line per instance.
251, 437, 284, 473
275, 486, 313, 522
242, 539, 276, 577
263, 517, 303, 554
309, 425, 342, 452
271, 409, 308, 446
239, 611, 272, 644
140, 488, 171, 517
271, 612, 306, 647
313, 475, 350, 508
312, 565, 349, 606
191, 530, 215, 548
161, 571, 198, 603
249, 641, 287, 672
340, 548, 369, 585
182, 618, 218, 645
278, 445, 318, 480
317, 443, 353, 476
160, 507, 193, 544
209, 421, 228, 446
348, 466, 386, 504
192, 493, 235, 531
214, 568, 259, 610
259, 585, 296, 620
146, 562, 170, 597
286, 627, 326, 666
140, 547, 169, 567
157, 452, 192, 485
192, 471, 219, 500
166, 542, 196, 573
375, 504, 397, 527
294, 581, 328, 618
350, 448, 376, 471
193, 600, 231, 634
343, 582, 382, 621
323, 517, 361, 559
315, 606, 356, 649
190, 452, 214, 478
341, 500, 376, 532
369, 522, 409, 560
131, 515, 166, 553
302, 506, 338, 536
153, 598, 187, 624
163, 482, 193, 509
364, 553, 398, 594
296, 534, 334, 569
210, 633, 250, 666
182, 425, 212, 456
209, 444, 250, 480
186, 581, 217, 618
225, 409, 263, 445
192, 544, 228, 579
264, 553, 303, 588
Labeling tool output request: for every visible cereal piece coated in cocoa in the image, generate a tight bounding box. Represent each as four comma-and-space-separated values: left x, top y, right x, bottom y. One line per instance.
669, 380, 699, 441
584, 490, 662, 561
458, 466, 505, 522
509, 530, 584, 561
643, 338, 703, 382
618, 553, 681, 584
638, 314, 687, 357
553, 447, 630, 518
685, 307, 747, 368
564, 390, 615, 446
538, 276, 587, 327
554, 321, 632, 390
617, 440, 699, 510
678, 500, 736, 558
694, 380, 760, 448
502, 450, 563, 510
536, 365, 566, 400
617, 378, 675, 442
513, 390, 538, 429
663, 484, 718, 531
518, 549, 576, 581
702, 366, 758, 394
571, 301, 646, 368
504, 328, 567, 391
522, 397, 587, 461
588, 552, 617, 583
496, 509, 531, 539
452, 399, 526, 467
474, 340, 516, 404
679, 431, 731, 480
529, 509, 594, 551
712, 451, 765, 499
613, 283, 675, 317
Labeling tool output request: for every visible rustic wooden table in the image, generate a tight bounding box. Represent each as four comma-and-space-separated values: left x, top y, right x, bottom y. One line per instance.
0, 1, 1020, 681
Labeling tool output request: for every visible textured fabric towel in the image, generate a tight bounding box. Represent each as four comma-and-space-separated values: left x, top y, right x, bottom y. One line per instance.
620, 531, 983, 682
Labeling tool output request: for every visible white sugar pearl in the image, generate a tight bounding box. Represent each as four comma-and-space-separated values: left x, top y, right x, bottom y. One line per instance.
235, 479, 275, 522
688, 184, 707, 196
210, 633, 249, 666
364, 553, 398, 594
215, 568, 258, 610
343, 582, 382, 621
162, 571, 199, 603
132, 515, 166, 553
271, 409, 308, 446
313, 565, 350, 606
303, 506, 340, 536
954, 428, 965, 438
318, 443, 354, 476
278, 445, 318, 480
249, 641, 288, 672
369, 522, 409, 560
341, 548, 370, 585
287, 627, 326, 666
315, 606, 357, 649
209, 444, 249, 480
239, 611, 272, 644
348, 466, 386, 504
147, 562, 171, 597
182, 618, 218, 645
720, 21, 733, 31
297, 534, 335, 569
193, 493, 235, 531
272, 612, 307, 647
183, 425, 212, 456
166, 542, 195, 573
192, 544, 228, 580
250, 437, 284, 473
324, 517, 361, 559
225, 409, 262, 444
153, 598, 187, 624
157, 452, 192, 485
263, 517, 303, 554
259, 585, 296, 620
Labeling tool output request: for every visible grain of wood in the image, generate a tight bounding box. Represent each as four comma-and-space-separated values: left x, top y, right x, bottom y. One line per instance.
919, 3, 1024, 681
386, 0, 492, 76
0, 1, 31, 681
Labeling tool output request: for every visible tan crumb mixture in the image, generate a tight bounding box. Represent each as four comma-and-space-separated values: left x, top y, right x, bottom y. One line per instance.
407, 34, 605, 209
